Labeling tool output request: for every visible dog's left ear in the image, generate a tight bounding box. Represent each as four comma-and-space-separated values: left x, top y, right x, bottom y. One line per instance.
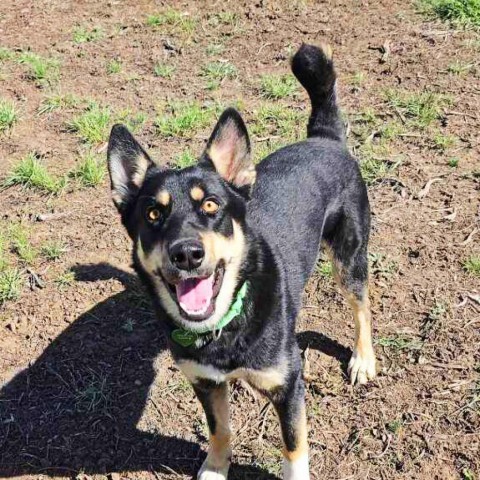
203, 108, 256, 191
107, 124, 154, 212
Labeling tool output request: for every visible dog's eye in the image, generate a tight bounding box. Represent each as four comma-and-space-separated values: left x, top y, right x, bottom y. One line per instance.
146, 206, 162, 223
201, 199, 220, 215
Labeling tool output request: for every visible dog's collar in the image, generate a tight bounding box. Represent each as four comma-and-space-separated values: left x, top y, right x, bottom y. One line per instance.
171, 281, 248, 348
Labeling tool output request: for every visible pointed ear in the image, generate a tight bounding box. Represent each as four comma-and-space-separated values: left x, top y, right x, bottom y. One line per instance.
107, 124, 153, 211
203, 108, 256, 190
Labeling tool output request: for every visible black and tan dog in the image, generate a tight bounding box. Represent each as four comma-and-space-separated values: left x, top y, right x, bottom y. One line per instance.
107, 43, 376, 480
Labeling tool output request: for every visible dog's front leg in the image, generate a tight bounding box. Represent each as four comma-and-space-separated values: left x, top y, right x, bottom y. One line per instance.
269, 369, 310, 480
193, 381, 231, 480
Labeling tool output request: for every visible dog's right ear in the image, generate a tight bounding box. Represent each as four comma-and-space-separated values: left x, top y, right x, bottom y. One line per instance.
107, 124, 153, 211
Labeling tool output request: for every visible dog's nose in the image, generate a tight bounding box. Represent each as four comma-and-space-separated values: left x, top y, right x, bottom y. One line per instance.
169, 240, 205, 271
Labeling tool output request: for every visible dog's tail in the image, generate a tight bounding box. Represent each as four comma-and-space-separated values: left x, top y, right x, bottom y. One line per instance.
291, 43, 343, 141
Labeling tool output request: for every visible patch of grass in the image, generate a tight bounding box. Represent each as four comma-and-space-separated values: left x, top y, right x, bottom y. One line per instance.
447, 61, 475, 75
106, 59, 122, 74
17, 52, 60, 86
153, 63, 176, 78
70, 152, 106, 187
201, 61, 237, 89
418, 0, 480, 27
208, 12, 239, 26
55, 270, 75, 288
462, 468, 476, 480
3, 152, 66, 194
9, 223, 37, 264
73, 25, 104, 43
384, 89, 451, 129
0, 268, 23, 304
463, 256, 480, 276
155, 101, 213, 138
0, 98, 17, 132
41, 241, 67, 261
448, 157, 459, 167
0, 48, 15, 62
251, 104, 305, 143
68, 103, 111, 144
386, 418, 404, 435
350, 71, 366, 87
206, 43, 225, 56
38, 93, 81, 115
432, 132, 456, 151
173, 149, 197, 169
369, 252, 399, 278
116, 110, 147, 133
254, 139, 286, 163
375, 335, 423, 351
357, 143, 400, 185
73, 370, 110, 413
260, 74, 297, 99
316, 259, 333, 278
146, 9, 197, 35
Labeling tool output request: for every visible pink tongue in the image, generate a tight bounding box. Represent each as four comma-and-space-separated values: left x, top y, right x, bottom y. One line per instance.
176, 275, 214, 314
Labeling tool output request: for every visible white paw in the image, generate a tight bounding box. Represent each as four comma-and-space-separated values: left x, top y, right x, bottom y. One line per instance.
283, 455, 310, 480
197, 458, 229, 480
348, 349, 376, 385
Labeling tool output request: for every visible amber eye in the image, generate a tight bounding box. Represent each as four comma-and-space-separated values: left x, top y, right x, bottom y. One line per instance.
201, 199, 220, 215
146, 206, 162, 223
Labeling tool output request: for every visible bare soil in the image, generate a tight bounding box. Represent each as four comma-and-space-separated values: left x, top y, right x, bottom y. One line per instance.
0, 1, 479, 479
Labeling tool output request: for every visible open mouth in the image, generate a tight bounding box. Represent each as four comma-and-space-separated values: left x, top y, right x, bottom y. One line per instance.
166, 262, 225, 321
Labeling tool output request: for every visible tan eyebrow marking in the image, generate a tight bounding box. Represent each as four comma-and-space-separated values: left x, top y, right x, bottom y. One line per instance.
156, 190, 171, 206
190, 186, 205, 202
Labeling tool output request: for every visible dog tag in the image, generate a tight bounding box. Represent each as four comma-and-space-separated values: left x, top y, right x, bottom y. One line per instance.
171, 329, 198, 347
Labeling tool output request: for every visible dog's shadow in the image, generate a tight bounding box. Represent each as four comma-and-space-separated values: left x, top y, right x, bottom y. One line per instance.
0, 263, 348, 479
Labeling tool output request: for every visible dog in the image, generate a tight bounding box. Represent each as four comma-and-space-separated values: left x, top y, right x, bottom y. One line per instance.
107, 43, 376, 480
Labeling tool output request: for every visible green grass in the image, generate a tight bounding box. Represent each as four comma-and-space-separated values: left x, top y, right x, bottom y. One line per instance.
0, 98, 17, 132
155, 101, 213, 137
254, 139, 286, 163
55, 270, 75, 288
153, 63, 176, 78
418, 0, 480, 26
68, 103, 111, 144
17, 52, 60, 85
432, 132, 456, 151
0, 48, 15, 62
316, 259, 333, 278
3, 152, 66, 194
0, 268, 23, 304
260, 74, 297, 99
463, 256, 480, 276
146, 9, 197, 35
41, 241, 67, 260
107, 59, 122, 74
9, 223, 37, 264
206, 43, 226, 56
448, 157, 459, 167
384, 89, 452, 129
116, 110, 147, 133
375, 335, 423, 351
38, 93, 81, 115
350, 71, 366, 87
447, 61, 475, 74
73, 25, 104, 43
173, 149, 197, 169
251, 104, 305, 141
70, 152, 106, 187
201, 61, 237, 89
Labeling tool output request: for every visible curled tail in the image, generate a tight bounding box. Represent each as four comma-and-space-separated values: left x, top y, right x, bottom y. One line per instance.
291, 43, 344, 141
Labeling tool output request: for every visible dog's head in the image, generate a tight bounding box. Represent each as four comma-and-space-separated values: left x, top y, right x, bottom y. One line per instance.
107, 108, 255, 332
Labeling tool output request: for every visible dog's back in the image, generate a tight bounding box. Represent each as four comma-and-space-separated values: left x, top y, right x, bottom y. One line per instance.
249, 44, 369, 291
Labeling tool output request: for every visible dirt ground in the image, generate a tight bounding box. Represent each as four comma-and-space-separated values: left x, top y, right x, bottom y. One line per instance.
0, 0, 479, 479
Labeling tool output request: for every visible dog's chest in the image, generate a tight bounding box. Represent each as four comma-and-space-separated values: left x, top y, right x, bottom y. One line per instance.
177, 359, 287, 391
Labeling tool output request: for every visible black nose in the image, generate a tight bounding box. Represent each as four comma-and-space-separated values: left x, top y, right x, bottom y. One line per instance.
169, 240, 205, 271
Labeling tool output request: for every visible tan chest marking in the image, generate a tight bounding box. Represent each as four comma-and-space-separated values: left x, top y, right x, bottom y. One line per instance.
177, 359, 288, 391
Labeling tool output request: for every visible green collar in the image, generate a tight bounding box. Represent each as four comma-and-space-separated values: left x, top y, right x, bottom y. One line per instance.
171, 281, 248, 348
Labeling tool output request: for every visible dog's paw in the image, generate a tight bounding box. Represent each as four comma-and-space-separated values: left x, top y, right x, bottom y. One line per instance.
348, 349, 376, 385
197, 459, 229, 480
283, 455, 310, 480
